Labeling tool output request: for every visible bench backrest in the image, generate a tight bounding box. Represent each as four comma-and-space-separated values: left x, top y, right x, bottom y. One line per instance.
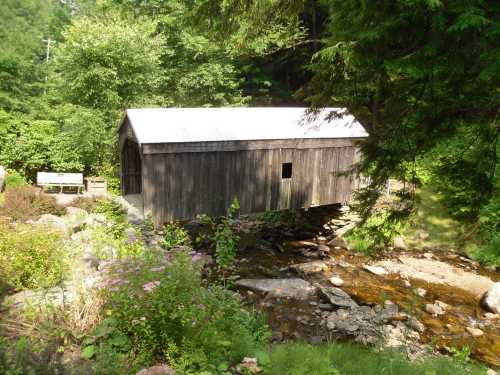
37, 172, 83, 186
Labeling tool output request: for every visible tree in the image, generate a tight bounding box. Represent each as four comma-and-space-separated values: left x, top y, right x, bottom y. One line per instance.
53, 15, 166, 114
305, 0, 499, 220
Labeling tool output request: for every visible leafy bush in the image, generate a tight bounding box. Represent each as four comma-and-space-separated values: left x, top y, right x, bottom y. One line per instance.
214, 198, 240, 271
0, 186, 65, 221
71, 196, 106, 213
103, 250, 268, 372
0, 223, 65, 290
345, 211, 406, 253
0, 337, 70, 375
162, 221, 191, 249
5, 169, 28, 188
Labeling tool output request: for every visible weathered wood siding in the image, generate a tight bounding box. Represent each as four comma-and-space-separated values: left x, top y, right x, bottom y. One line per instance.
141, 145, 360, 225
119, 120, 362, 226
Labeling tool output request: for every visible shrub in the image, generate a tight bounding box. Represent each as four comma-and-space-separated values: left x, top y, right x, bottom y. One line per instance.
162, 221, 191, 249
345, 211, 406, 253
103, 250, 269, 372
214, 199, 240, 272
92, 200, 127, 224
5, 169, 28, 188
0, 223, 65, 290
0, 186, 65, 221
71, 196, 106, 213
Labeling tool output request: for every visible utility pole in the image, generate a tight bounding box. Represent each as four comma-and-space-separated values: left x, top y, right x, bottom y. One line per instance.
42, 37, 54, 95
42, 37, 52, 62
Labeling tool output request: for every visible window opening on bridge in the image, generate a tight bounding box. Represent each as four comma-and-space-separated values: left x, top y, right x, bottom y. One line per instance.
282, 162, 292, 179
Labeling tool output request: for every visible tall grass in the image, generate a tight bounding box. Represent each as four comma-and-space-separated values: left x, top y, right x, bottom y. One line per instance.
264, 342, 487, 375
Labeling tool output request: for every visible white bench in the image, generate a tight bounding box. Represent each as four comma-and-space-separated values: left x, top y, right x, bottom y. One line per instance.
37, 172, 84, 194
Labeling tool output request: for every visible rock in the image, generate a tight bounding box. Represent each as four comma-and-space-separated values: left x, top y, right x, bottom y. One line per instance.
328, 237, 349, 249
330, 219, 347, 226
407, 317, 425, 333
66, 206, 87, 216
403, 280, 411, 288
136, 364, 175, 375
36, 214, 68, 233
85, 213, 108, 226
362, 264, 389, 276
419, 231, 430, 240
238, 357, 261, 374
466, 327, 484, 337
316, 244, 330, 253
319, 303, 335, 311
434, 300, 449, 310
335, 222, 357, 237
235, 278, 316, 300
414, 288, 427, 297
82, 250, 100, 270
5, 284, 74, 310
124, 227, 139, 243
486, 369, 498, 375
383, 321, 421, 350
65, 207, 88, 232
481, 282, 500, 314
295, 241, 318, 249
316, 284, 358, 308
316, 236, 327, 241
393, 236, 407, 250
329, 276, 344, 287
0, 165, 5, 192
289, 261, 329, 275
422, 252, 434, 260
324, 304, 398, 345
425, 301, 446, 316
484, 312, 499, 320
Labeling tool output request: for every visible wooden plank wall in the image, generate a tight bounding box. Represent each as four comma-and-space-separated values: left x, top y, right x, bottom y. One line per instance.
142, 145, 360, 225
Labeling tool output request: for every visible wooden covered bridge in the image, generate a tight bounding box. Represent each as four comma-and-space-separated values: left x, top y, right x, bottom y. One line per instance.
119, 107, 368, 226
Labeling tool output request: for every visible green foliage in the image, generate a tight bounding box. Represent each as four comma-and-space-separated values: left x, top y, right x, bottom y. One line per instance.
0, 222, 65, 290
0, 337, 69, 375
162, 221, 192, 249
264, 342, 487, 375
346, 210, 406, 253
214, 198, 241, 271
257, 209, 297, 225
306, 0, 499, 235
54, 15, 166, 112
0, 0, 70, 112
264, 343, 339, 375
106, 250, 269, 372
0, 186, 64, 222
4, 170, 27, 188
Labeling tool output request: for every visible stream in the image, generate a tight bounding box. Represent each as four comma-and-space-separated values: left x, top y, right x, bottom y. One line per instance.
211, 205, 500, 367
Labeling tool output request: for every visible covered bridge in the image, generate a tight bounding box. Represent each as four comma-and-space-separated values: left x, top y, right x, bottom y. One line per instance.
119, 107, 368, 226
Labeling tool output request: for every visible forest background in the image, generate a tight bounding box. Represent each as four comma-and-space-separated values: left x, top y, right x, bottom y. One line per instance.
0, 0, 498, 263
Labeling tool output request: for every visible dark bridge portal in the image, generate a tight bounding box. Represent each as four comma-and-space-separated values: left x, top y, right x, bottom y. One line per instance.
121, 139, 142, 195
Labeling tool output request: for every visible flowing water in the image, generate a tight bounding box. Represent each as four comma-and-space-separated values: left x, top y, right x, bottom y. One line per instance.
229, 206, 500, 367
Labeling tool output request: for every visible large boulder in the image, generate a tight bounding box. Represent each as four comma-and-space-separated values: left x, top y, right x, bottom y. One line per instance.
481, 283, 500, 314
36, 214, 68, 233
316, 284, 358, 309
0, 166, 5, 192
136, 364, 175, 375
289, 260, 329, 275
236, 278, 316, 300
